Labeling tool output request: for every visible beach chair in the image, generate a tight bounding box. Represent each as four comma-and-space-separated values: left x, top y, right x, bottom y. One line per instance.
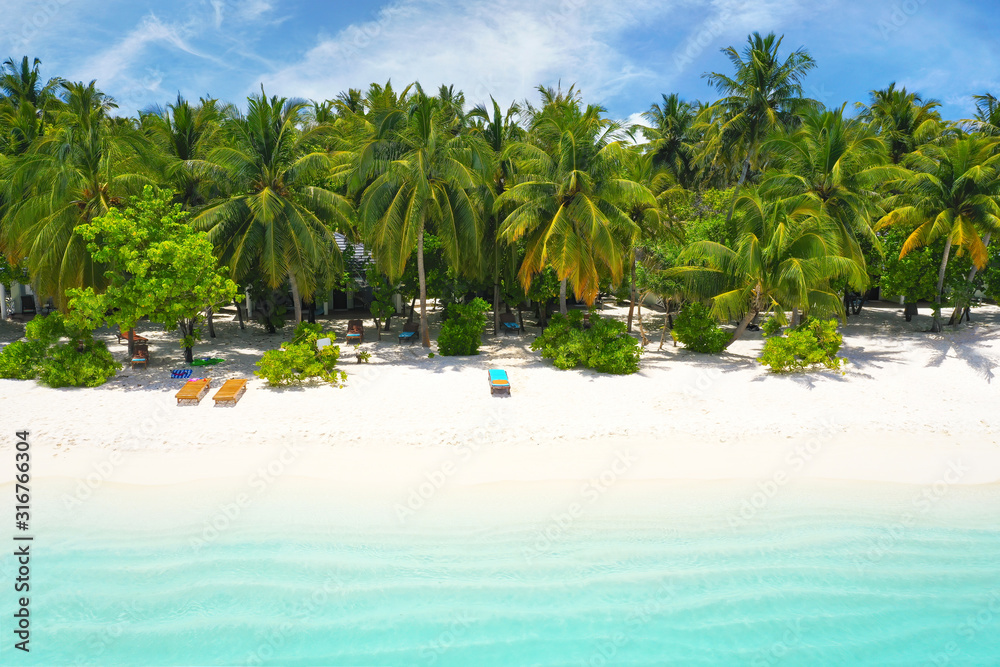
213, 379, 248, 407
116, 327, 148, 345
499, 312, 521, 336
346, 319, 364, 344
175, 378, 211, 406
488, 369, 511, 396
398, 322, 419, 344
130, 343, 149, 369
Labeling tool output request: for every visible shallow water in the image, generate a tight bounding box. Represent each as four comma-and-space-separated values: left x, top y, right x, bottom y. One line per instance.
5, 480, 1000, 666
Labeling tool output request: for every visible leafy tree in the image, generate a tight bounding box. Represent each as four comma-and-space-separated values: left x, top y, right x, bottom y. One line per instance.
66, 187, 239, 362
438, 297, 489, 355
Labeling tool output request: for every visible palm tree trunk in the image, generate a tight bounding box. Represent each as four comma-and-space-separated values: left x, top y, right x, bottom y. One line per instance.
289, 272, 303, 324
234, 297, 245, 330
417, 226, 431, 347
727, 310, 757, 348
949, 232, 991, 325
932, 237, 953, 333
791, 308, 799, 328
407, 296, 417, 324
182, 320, 194, 364
493, 280, 501, 336
724, 159, 751, 241
659, 298, 670, 350
627, 254, 637, 333
636, 295, 649, 346
559, 279, 568, 315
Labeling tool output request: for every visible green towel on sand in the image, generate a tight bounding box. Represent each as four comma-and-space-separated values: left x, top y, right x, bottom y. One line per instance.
191, 358, 224, 366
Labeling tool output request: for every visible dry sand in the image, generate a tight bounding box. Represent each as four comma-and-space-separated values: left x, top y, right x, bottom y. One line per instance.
2, 301, 999, 491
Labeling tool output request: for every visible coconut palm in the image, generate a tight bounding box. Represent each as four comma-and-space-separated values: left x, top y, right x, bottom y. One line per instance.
760, 105, 907, 264
497, 90, 645, 310
0, 57, 64, 155
641, 93, 701, 189
856, 83, 945, 164
356, 93, 491, 347
701, 31, 818, 225
469, 97, 526, 332
965, 93, 1000, 137
876, 136, 1000, 331
192, 91, 353, 324
671, 192, 866, 345
141, 95, 230, 209
1, 80, 153, 302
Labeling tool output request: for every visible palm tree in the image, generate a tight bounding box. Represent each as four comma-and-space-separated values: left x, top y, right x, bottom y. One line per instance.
497, 89, 644, 311
192, 91, 353, 324
965, 93, 1000, 137
1, 80, 152, 302
876, 136, 1000, 331
616, 148, 678, 331
141, 95, 230, 209
671, 192, 866, 346
641, 93, 700, 189
701, 31, 818, 229
469, 97, 526, 333
856, 83, 945, 164
356, 93, 491, 347
0, 57, 63, 155
759, 105, 904, 292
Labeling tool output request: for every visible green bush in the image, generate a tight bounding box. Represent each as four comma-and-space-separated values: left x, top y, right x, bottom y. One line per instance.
255, 322, 347, 386
438, 297, 489, 356
758, 317, 846, 373
0, 313, 119, 386
531, 310, 642, 374
671, 303, 729, 353
0, 340, 45, 379
39, 338, 120, 387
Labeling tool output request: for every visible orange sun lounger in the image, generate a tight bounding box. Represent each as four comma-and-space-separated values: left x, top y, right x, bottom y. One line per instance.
213, 379, 248, 407
176, 379, 211, 406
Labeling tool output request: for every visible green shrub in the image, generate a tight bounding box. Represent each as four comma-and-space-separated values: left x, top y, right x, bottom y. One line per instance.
531, 310, 642, 374
255, 322, 347, 386
438, 297, 489, 356
671, 303, 729, 353
0, 313, 119, 386
758, 317, 846, 373
39, 338, 119, 387
0, 340, 45, 379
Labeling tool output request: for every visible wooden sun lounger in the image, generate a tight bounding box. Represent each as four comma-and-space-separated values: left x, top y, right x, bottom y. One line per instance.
488, 369, 511, 396
213, 379, 248, 407
176, 379, 211, 406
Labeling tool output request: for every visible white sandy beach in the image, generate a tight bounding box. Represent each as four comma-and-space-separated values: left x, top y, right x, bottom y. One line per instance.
2, 301, 1000, 493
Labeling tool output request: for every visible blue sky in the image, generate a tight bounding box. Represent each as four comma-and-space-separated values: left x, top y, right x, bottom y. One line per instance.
1, 0, 996, 125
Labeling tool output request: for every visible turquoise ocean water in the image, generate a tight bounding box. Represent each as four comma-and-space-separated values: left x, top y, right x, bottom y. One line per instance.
3, 480, 1000, 666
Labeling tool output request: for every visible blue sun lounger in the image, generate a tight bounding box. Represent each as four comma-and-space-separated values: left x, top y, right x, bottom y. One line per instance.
488, 369, 511, 396
398, 322, 419, 344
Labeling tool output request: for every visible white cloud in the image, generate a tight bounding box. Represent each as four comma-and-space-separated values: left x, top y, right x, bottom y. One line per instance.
258, 0, 676, 109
